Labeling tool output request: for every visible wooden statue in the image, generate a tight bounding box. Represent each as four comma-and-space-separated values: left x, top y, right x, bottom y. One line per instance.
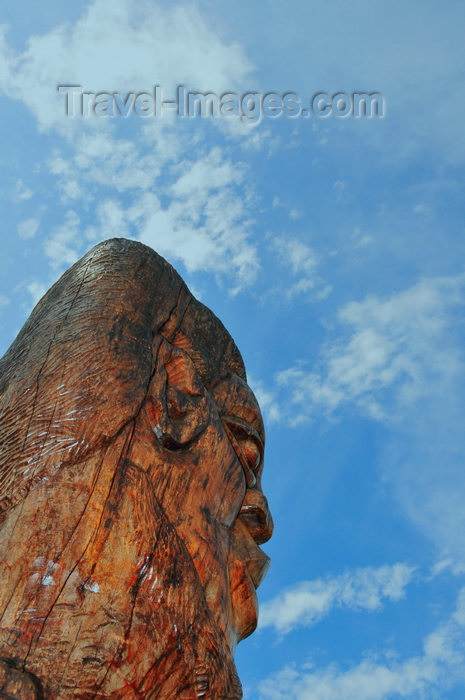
0, 239, 273, 698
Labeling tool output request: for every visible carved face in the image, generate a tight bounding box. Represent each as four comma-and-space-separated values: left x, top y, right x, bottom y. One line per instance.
0, 239, 272, 698
129, 339, 273, 651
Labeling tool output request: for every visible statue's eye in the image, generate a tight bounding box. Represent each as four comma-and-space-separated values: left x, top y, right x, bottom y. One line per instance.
221, 416, 263, 488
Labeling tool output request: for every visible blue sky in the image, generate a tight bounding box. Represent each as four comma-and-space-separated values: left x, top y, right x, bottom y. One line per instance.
1, 1, 465, 698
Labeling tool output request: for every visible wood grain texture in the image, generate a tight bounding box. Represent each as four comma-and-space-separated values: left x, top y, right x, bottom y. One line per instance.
0, 239, 272, 699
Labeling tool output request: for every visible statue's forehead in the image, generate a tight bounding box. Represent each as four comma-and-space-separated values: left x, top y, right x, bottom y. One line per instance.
164, 328, 264, 444
163, 296, 247, 387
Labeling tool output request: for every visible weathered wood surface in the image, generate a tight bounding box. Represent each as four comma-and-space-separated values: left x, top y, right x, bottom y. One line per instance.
0, 239, 272, 699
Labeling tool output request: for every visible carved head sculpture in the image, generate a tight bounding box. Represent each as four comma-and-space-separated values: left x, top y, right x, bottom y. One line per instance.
0, 238, 273, 699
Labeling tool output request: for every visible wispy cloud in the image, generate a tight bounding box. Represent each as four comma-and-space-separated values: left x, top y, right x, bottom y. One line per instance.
48, 132, 163, 194
44, 210, 81, 270
275, 272, 465, 564
259, 563, 415, 635
0, 0, 252, 132
269, 236, 331, 301
248, 377, 281, 426
257, 586, 465, 700
77, 146, 259, 291
26, 282, 48, 309
277, 273, 465, 422
140, 147, 258, 289
17, 217, 39, 240
0, 0, 264, 290
13, 179, 33, 202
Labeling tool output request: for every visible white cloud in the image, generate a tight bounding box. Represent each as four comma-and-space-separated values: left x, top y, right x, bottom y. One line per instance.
259, 563, 415, 635
349, 227, 374, 249
72, 132, 162, 192
257, 586, 465, 700
45, 136, 260, 290
429, 559, 465, 579
170, 147, 244, 197
276, 273, 465, 564
269, 197, 302, 220
332, 179, 349, 203
85, 198, 130, 241
136, 148, 259, 291
26, 282, 47, 308
0, 1, 263, 293
74, 145, 259, 291
274, 238, 318, 276
60, 179, 83, 202
277, 273, 465, 421
0, 294, 10, 309
270, 237, 328, 301
0, 0, 252, 133
13, 179, 33, 202
47, 131, 163, 195
44, 210, 81, 269
17, 217, 39, 240
248, 377, 280, 426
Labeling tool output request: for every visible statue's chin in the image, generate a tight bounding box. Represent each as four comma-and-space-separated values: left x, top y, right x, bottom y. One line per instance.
230, 562, 260, 642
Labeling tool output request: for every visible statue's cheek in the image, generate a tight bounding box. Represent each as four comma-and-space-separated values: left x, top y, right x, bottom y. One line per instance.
144, 416, 246, 531
197, 429, 247, 529
140, 340, 246, 526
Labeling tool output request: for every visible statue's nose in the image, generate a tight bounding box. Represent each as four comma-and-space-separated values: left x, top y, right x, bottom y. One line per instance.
238, 489, 273, 545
